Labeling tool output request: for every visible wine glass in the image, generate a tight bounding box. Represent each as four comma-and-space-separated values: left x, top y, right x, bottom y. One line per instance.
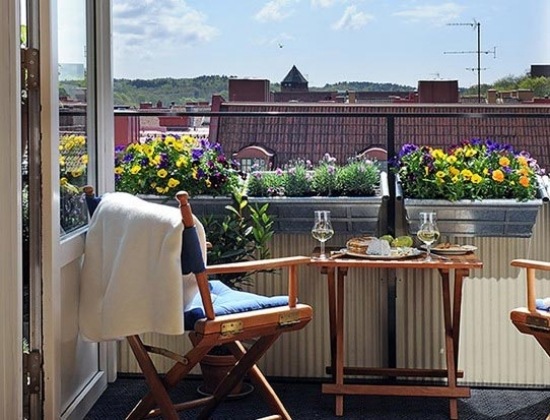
311, 210, 334, 260
417, 211, 440, 261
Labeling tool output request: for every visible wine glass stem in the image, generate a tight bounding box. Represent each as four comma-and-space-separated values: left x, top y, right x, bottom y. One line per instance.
319, 241, 326, 259
426, 244, 431, 261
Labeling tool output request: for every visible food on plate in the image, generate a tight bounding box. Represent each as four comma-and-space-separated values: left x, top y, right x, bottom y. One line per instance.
379, 234, 394, 244
433, 242, 461, 250
391, 235, 414, 248
346, 236, 376, 254
366, 238, 392, 256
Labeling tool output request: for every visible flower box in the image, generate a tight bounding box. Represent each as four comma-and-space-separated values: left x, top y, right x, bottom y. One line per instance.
398, 176, 549, 238
393, 139, 550, 238
402, 197, 544, 238
249, 172, 390, 234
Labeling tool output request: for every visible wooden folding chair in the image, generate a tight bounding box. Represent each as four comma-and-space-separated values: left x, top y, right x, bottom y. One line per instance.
510, 259, 550, 358
82, 187, 313, 419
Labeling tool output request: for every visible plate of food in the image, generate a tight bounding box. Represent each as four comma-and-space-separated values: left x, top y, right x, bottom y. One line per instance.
422, 243, 477, 255
341, 247, 423, 260
342, 237, 422, 260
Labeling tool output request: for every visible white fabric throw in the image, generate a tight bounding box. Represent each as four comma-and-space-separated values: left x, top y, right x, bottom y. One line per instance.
79, 192, 205, 342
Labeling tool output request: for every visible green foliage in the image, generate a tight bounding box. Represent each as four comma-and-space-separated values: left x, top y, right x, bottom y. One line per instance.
247, 153, 381, 197
314, 81, 415, 92
113, 76, 229, 107
393, 140, 542, 201
335, 158, 379, 196
200, 190, 274, 289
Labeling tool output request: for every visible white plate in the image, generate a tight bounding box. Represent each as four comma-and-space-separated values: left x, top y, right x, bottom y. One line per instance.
341, 247, 423, 260
421, 244, 477, 255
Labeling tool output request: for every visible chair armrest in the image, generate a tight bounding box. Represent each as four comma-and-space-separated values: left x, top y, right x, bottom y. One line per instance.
511, 259, 550, 271
205, 256, 311, 309
205, 256, 310, 275
511, 259, 550, 313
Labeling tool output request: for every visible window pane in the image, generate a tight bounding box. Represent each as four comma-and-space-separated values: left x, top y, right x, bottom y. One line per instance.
58, 0, 89, 234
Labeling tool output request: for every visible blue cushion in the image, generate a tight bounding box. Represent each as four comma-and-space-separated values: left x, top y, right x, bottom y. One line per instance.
184, 280, 289, 330
536, 298, 550, 311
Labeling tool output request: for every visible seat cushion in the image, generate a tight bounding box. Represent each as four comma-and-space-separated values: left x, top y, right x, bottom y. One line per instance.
536, 297, 550, 311
184, 280, 289, 330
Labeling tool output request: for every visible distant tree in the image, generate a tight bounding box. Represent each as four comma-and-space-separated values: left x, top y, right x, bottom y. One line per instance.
518, 76, 550, 98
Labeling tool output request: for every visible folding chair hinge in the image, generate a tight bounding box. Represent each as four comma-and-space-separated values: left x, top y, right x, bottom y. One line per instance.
279, 310, 301, 327
526, 315, 550, 331
221, 321, 244, 337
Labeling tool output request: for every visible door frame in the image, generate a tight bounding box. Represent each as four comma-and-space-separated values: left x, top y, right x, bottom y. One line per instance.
40, 0, 115, 417
0, 0, 23, 417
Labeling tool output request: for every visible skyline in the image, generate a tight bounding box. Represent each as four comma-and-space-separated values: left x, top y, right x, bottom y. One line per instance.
80, 1, 550, 89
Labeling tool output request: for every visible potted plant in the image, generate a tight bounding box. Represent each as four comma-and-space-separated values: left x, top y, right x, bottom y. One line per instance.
392, 138, 548, 237
197, 190, 275, 397
246, 153, 389, 234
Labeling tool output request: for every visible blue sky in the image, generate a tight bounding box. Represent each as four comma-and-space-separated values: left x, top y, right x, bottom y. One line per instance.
109, 0, 549, 88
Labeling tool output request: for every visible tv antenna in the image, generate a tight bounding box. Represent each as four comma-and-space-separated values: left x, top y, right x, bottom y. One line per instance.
444, 20, 496, 103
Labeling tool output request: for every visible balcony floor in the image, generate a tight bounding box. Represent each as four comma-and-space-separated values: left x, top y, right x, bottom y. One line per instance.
84, 375, 549, 419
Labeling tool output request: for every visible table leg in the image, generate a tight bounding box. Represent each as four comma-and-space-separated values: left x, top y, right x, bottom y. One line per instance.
326, 267, 337, 381
335, 267, 347, 416
440, 269, 469, 420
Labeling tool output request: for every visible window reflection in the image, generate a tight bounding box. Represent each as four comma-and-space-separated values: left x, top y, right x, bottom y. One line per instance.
58, 0, 88, 234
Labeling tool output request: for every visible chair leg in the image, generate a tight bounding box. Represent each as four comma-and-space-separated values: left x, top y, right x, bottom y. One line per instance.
125, 335, 178, 420
197, 334, 284, 420
534, 335, 550, 358
228, 340, 291, 419
126, 336, 212, 419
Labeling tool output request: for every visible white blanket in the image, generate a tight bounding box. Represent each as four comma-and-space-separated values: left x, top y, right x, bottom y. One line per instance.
79, 192, 206, 342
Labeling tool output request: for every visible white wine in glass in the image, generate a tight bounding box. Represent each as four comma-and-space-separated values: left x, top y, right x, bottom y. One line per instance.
417, 211, 440, 261
312, 210, 334, 260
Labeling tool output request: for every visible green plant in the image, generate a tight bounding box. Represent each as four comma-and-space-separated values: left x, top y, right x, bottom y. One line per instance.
114, 135, 245, 197
200, 190, 274, 290
246, 153, 381, 197
392, 139, 543, 201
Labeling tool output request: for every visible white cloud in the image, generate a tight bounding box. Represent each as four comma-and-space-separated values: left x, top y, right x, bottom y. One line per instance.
332, 6, 374, 30
393, 2, 464, 25
311, 0, 339, 8
112, 0, 218, 60
255, 0, 296, 22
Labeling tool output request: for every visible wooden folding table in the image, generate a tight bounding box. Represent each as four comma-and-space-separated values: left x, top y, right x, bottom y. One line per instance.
310, 251, 483, 419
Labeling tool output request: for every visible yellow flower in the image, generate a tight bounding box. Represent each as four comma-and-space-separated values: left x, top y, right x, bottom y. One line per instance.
464, 147, 477, 157
59, 156, 66, 166
81, 154, 89, 165
449, 166, 459, 176
517, 155, 528, 166
156, 186, 169, 194
451, 175, 459, 183
173, 141, 185, 152
71, 169, 83, 178
431, 149, 446, 160
483, 168, 489, 175
167, 178, 180, 188
192, 167, 199, 179
461, 169, 473, 179
165, 136, 176, 146
446, 155, 457, 164
519, 176, 530, 187
157, 168, 168, 178
176, 156, 188, 168
424, 166, 429, 176
60, 177, 68, 185
114, 167, 123, 175
436, 171, 445, 178
492, 169, 504, 182
152, 155, 162, 166
471, 174, 482, 184
499, 156, 510, 167
130, 165, 141, 174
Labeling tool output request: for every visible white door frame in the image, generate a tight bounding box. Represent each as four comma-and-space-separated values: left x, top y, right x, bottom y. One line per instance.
0, 0, 23, 418
40, 0, 115, 417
